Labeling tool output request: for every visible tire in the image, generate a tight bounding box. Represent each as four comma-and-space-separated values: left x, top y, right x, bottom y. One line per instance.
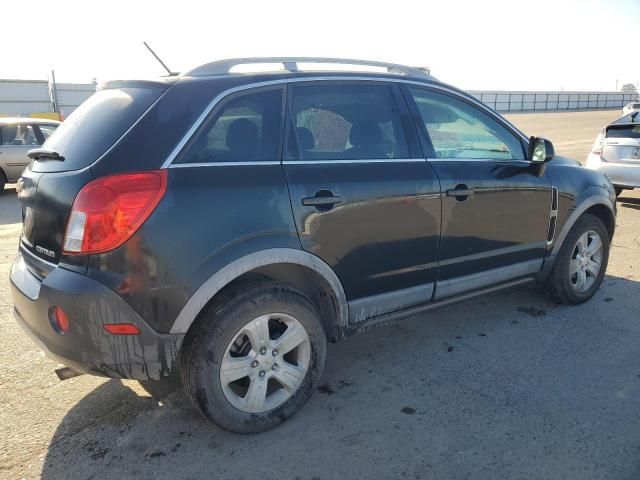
180, 282, 327, 433
546, 213, 610, 304
0, 171, 5, 194
614, 187, 623, 197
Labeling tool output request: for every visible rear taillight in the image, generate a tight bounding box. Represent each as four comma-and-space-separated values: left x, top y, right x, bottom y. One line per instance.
63, 170, 167, 254
592, 129, 605, 155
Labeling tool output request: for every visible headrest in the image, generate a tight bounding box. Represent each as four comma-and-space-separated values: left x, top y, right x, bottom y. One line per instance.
349, 121, 382, 147
296, 127, 315, 151
226, 118, 259, 152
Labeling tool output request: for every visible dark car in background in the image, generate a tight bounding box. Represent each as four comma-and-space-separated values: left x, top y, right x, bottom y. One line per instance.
10, 58, 616, 432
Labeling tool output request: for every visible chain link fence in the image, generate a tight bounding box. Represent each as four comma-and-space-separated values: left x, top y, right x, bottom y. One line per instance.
468, 90, 638, 112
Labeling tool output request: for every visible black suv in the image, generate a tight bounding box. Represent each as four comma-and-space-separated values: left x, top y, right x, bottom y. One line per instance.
11, 58, 616, 433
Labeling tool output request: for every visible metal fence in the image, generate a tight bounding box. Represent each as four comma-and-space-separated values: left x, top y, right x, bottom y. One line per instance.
0, 79, 96, 118
468, 90, 638, 112
2, 79, 639, 118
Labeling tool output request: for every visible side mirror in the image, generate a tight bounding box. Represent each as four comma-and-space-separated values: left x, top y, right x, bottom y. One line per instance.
528, 136, 555, 163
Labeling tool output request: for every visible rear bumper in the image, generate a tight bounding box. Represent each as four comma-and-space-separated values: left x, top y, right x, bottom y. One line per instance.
586, 154, 640, 188
10, 253, 183, 380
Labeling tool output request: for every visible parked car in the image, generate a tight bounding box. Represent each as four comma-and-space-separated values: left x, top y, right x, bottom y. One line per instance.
586, 111, 640, 196
0, 118, 60, 191
622, 101, 640, 116
10, 58, 617, 433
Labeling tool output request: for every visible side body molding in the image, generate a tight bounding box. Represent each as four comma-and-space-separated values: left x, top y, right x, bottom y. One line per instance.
538, 188, 615, 280
169, 248, 349, 334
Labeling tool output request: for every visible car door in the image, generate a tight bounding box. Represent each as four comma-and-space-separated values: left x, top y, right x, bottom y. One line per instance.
283, 81, 442, 323
0, 123, 39, 181
404, 86, 552, 300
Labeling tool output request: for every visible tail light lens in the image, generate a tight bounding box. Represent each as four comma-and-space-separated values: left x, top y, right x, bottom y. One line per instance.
592, 129, 605, 155
63, 170, 167, 254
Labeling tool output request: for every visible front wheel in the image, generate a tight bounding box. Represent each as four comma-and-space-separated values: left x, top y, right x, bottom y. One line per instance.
180, 283, 327, 433
546, 214, 610, 304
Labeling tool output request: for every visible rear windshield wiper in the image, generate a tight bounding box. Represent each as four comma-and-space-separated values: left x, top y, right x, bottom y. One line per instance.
27, 148, 65, 161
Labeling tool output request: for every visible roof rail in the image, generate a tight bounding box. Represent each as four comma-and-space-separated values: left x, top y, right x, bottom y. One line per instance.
185, 57, 432, 79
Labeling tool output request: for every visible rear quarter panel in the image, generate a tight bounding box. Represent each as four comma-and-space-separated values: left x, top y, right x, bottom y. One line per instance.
86, 165, 300, 333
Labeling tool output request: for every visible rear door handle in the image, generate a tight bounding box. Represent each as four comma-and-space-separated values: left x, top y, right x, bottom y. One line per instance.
446, 186, 474, 200
302, 192, 343, 211
302, 195, 342, 206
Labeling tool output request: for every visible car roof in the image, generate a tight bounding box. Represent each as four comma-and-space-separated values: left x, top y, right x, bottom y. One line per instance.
0, 117, 61, 125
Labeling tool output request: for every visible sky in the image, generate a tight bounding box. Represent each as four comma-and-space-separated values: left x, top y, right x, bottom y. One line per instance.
3, 0, 638, 91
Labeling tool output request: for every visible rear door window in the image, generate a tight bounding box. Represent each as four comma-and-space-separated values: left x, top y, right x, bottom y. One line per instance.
286, 83, 410, 161
33, 87, 162, 172
176, 88, 283, 164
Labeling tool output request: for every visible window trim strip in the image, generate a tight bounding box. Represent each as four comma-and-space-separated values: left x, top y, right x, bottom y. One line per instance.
161, 76, 530, 169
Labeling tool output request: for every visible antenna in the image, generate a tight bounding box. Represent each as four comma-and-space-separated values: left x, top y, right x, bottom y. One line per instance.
143, 41, 177, 76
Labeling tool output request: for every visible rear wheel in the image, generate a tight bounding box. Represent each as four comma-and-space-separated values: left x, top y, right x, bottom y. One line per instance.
180, 283, 327, 433
546, 214, 610, 304
0, 171, 6, 194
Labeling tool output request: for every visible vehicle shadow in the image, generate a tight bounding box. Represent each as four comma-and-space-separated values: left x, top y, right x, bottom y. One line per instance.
0, 187, 21, 225
40, 275, 640, 480
618, 195, 640, 211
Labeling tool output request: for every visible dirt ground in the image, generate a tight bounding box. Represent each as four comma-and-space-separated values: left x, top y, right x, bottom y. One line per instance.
2, 109, 640, 480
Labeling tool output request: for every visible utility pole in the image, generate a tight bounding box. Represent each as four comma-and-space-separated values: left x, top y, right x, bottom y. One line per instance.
49, 70, 60, 117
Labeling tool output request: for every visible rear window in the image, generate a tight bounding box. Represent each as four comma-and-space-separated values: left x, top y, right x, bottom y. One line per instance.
606, 125, 640, 139
33, 87, 162, 172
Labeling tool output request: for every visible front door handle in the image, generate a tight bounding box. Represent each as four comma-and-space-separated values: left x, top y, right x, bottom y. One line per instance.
302, 192, 342, 211
446, 185, 474, 201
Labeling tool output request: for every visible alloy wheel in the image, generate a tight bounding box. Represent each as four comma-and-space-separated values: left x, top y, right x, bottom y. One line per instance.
570, 230, 603, 293
219, 313, 311, 414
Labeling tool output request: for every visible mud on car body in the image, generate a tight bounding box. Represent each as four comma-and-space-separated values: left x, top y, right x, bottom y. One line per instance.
10, 58, 616, 433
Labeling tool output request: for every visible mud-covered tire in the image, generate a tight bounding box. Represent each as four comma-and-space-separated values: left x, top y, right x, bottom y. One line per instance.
546, 214, 610, 304
180, 283, 327, 433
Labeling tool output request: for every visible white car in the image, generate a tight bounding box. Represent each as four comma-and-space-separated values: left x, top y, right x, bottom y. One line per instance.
586, 111, 640, 196
0, 118, 60, 191
622, 101, 640, 116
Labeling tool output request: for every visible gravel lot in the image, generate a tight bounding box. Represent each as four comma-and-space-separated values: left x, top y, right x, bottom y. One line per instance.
2, 109, 640, 480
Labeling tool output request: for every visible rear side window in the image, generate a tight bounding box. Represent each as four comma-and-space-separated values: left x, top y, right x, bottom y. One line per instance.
177, 88, 283, 164
1, 124, 39, 146
286, 84, 410, 161
34, 87, 161, 172
409, 87, 525, 160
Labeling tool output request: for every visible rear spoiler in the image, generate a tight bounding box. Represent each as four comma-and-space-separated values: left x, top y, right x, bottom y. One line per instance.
97, 78, 178, 92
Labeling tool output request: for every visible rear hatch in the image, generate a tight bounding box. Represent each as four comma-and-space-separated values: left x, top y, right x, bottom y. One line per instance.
602, 112, 640, 164
18, 84, 166, 273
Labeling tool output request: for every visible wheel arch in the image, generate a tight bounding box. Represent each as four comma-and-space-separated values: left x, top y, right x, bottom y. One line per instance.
170, 248, 349, 341
539, 189, 615, 280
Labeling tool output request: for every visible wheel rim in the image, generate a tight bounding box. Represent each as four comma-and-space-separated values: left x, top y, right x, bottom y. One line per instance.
219, 313, 311, 414
570, 230, 603, 293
